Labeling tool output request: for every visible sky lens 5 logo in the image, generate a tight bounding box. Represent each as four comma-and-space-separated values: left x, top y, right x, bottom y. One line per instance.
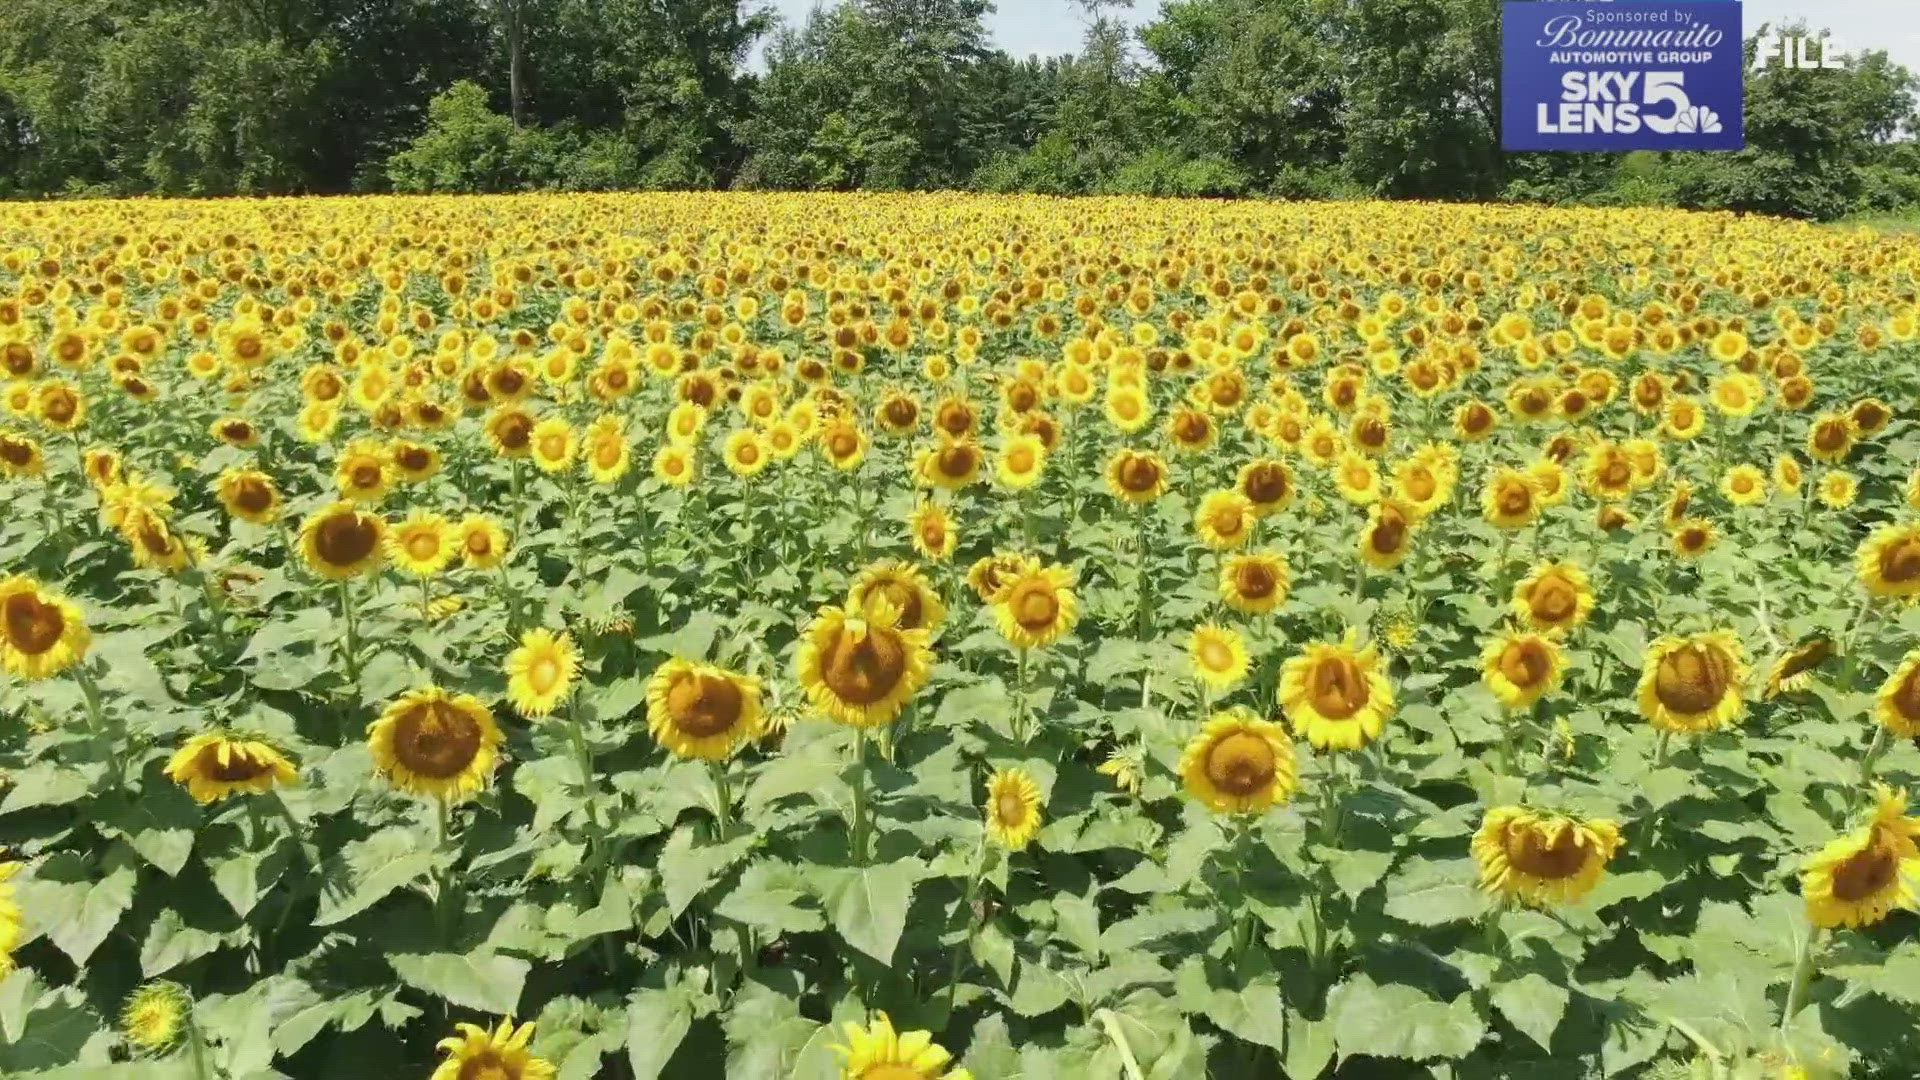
1502, 1, 1746, 152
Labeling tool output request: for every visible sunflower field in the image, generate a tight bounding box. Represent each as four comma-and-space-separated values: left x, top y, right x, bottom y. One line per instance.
0, 193, 1918, 1079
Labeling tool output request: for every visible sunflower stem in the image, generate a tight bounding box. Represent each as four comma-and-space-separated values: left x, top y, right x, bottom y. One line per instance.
942, 831, 990, 1025
337, 580, 361, 699
709, 760, 734, 840
849, 727, 870, 866
1134, 508, 1153, 641
186, 1018, 212, 1080
1014, 646, 1031, 744
566, 705, 608, 873
432, 797, 457, 945
1853, 725, 1891, 809
419, 574, 432, 623
1781, 921, 1823, 1031
71, 662, 122, 784
1653, 730, 1671, 768
1225, 817, 1258, 980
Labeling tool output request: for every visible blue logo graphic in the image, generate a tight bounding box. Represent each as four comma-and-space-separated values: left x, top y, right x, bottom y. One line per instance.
1502, 1, 1746, 152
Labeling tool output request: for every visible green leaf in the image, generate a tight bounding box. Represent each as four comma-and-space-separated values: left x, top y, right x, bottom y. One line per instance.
636, 612, 721, 661
99, 786, 202, 877
388, 952, 530, 1015
818, 860, 919, 965
1283, 1015, 1336, 1080
1051, 891, 1102, 958
139, 908, 235, 976
722, 982, 819, 1079
716, 861, 825, 936
1318, 846, 1395, 899
17, 863, 136, 966
657, 827, 751, 919
1205, 978, 1288, 1051
0, 765, 93, 813
624, 988, 694, 1080
1325, 974, 1485, 1062
1382, 857, 1486, 926
1009, 958, 1074, 1017
314, 828, 435, 926
208, 845, 290, 919
1492, 972, 1568, 1051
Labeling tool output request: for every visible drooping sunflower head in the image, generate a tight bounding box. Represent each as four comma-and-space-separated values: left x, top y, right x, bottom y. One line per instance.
1279, 632, 1394, 752
430, 1019, 556, 1080
121, 981, 192, 1055
1800, 785, 1920, 931
163, 731, 299, 804
1637, 631, 1748, 734
1481, 632, 1566, 711
214, 467, 282, 526
300, 502, 386, 580
1219, 551, 1289, 616
830, 1012, 969, 1080
369, 687, 503, 804
0, 574, 91, 681
1473, 807, 1622, 908
1511, 561, 1595, 634
1807, 412, 1857, 464
504, 628, 579, 718
967, 551, 1039, 604
645, 658, 763, 761
1189, 624, 1250, 692
1764, 637, 1833, 700
993, 562, 1079, 650
1858, 522, 1920, 599
984, 767, 1045, 851
796, 602, 933, 729
1104, 448, 1168, 505
1180, 708, 1298, 816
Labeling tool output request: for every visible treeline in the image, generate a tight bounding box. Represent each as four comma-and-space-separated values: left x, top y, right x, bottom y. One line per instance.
1, 0, 1916, 219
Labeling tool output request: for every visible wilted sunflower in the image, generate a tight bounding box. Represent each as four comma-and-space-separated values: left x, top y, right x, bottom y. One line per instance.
645, 658, 763, 760
1481, 632, 1566, 710
334, 439, 392, 503
993, 562, 1079, 649
121, 509, 197, 573
458, 514, 509, 570
1180, 708, 1298, 815
369, 686, 503, 803
1280, 632, 1395, 751
1637, 631, 1748, 734
796, 601, 934, 728
984, 767, 1044, 850
1190, 624, 1250, 692
300, 502, 386, 580
967, 551, 1038, 604
0, 575, 90, 681
120, 981, 192, 1055
431, 1019, 555, 1080
1104, 448, 1168, 505
1219, 551, 1289, 616
908, 501, 957, 562
1801, 785, 1919, 930
1857, 521, 1920, 599
849, 560, 947, 634
163, 732, 298, 803
1483, 468, 1540, 529
1512, 561, 1595, 634
1875, 650, 1920, 737
1764, 637, 1833, 700
1669, 518, 1717, 559
505, 628, 578, 718
830, 1012, 971, 1080
1195, 489, 1255, 550
1358, 498, 1417, 570
1473, 807, 1622, 907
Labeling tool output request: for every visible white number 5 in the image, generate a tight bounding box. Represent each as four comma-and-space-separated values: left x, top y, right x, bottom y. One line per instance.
1640, 72, 1692, 133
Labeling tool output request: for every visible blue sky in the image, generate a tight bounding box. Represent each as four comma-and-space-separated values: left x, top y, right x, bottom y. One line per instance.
759, 1, 1920, 72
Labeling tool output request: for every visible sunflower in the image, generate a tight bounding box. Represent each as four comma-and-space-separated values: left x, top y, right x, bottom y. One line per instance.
1358, 498, 1416, 570
36, 381, 84, 431
994, 562, 1079, 649
1483, 468, 1541, 529
1582, 442, 1637, 502
1807, 412, 1857, 464
1481, 632, 1566, 710
209, 416, 260, 449
1180, 708, 1298, 815
431, 1019, 555, 1080
1528, 458, 1570, 508
215, 468, 281, 525
1669, 518, 1717, 559
0, 432, 42, 478
985, 767, 1045, 850
1661, 397, 1706, 440
1772, 453, 1804, 496
1190, 624, 1250, 692
1104, 384, 1152, 432
1801, 786, 1920, 930
653, 444, 696, 487
1637, 631, 1748, 734
1874, 650, 1920, 737
1512, 561, 1595, 634
967, 551, 1038, 604
796, 601, 934, 728
918, 437, 983, 490
0, 575, 91, 681
387, 511, 456, 576
1858, 522, 1920, 598
1220, 551, 1289, 615
1332, 451, 1382, 505
122, 510, 196, 573
527, 417, 576, 474
1195, 489, 1255, 550
645, 658, 763, 761
1473, 807, 1622, 907
1818, 470, 1858, 510
120, 981, 191, 1054
387, 439, 442, 484
1280, 632, 1394, 751
1719, 465, 1768, 507
1850, 397, 1893, 439
297, 401, 340, 443
300, 502, 386, 580
1454, 400, 1498, 441
582, 416, 630, 484
458, 515, 509, 570
505, 628, 578, 718
830, 1013, 971, 1080
1764, 637, 1833, 700
849, 561, 947, 635
995, 433, 1046, 490
819, 420, 869, 470
908, 501, 957, 561
369, 687, 503, 803
163, 732, 298, 804
486, 407, 536, 458
334, 440, 391, 503
1105, 448, 1168, 504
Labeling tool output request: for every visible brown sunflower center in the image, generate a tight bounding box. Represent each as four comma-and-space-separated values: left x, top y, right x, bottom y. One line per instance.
828, 431, 860, 458
1403, 469, 1436, 501
1504, 825, 1588, 880
405, 531, 441, 561
465, 530, 493, 556
196, 743, 271, 783
314, 512, 380, 567
42, 392, 76, 424
1205, 731, 1276, 797
1369, 517, 1407, 554
1830, 842, 1898, 903
349, 463, 383, 490
1010, 582, 1060, 631
1117, 455, 1161, 492
1308, 656, 1368, 720
666, 672, 743, 737
1233, 561, 1277, 600
3, 592, 66, 655
1173, 413, 1209, 443
458, 1052, 515, 1080
884, 399, 917, 427
993, 789, 1028, 827
1243, 465, 1290, 505
938, 403, 973, 436
1602, 460, 1632, 487
495, 415, 532, 450
1854, 403, 1888, 431
938, 444, 978, 479
1500, 641, 1551, 688
222, 421, 253, 442
1529, 578, 1576, 623
1463, 406, 1492, 434
1007, 445, 1036, 473
392, 700, 482, 778
594, 440, 622, 469
0, 439, 34, 467
1653, 643, 1735, 714
818, 625, 909, 705
1498, 485, 1532, 517
734, 441, 760, 466
1814, 422, 1849, 452
1877, 538, 1920, 585
397, 447, 432, 472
